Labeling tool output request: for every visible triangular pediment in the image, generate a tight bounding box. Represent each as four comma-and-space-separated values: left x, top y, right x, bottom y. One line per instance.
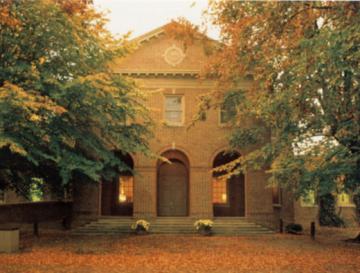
111, 22, 214, 77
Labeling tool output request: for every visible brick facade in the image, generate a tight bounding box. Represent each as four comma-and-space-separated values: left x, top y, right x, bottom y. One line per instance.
52, 25, 360, 229
2, 24, 357, 230
103, 26, 275, 226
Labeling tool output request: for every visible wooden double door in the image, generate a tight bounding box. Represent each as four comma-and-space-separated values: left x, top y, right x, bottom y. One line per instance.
157, 159, 189, 216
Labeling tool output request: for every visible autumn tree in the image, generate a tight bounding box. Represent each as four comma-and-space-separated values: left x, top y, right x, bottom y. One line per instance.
0, 0, 152, 198
201, 2, 359, 225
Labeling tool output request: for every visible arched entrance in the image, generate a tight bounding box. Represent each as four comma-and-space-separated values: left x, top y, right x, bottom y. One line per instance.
101, 153, 134, 216
213, 151, 245, 217
157, 150, 189, 216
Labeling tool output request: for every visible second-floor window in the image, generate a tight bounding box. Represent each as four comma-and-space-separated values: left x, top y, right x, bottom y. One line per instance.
219, 104, 236, 125
164, 95, 183, 125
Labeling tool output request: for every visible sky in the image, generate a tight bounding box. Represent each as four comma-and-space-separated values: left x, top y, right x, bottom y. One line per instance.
92, 0, 220, 40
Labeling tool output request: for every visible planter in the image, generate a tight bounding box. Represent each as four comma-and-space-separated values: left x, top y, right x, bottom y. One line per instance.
131, 220, 150, 235
135, 229, 148, 235
200, 229, 212, 236
194, 219, 214, 236
199, 227, 213, 236
0, 227, 19, 253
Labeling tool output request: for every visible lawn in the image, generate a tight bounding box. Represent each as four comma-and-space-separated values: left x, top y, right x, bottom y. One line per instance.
0, 230, 359, 273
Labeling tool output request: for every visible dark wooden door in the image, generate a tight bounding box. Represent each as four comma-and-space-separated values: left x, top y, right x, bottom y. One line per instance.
157, 161, 188, 216
229, 175, 245, 216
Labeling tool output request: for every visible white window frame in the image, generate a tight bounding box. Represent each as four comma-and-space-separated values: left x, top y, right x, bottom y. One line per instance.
219, 104, 236, 126
164, 95, 184, 126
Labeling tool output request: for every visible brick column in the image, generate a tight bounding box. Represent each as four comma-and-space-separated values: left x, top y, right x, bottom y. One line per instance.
133, 167, 157, 218
189, 167, 212, 218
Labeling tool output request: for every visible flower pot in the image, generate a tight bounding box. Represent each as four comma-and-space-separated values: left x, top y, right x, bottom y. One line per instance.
0, 227, 19, 253
135, 227, 148, 235
199, 227, 212, 236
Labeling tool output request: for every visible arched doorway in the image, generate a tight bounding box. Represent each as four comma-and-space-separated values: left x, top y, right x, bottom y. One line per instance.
213, 151, 245, 217
157, 150, 189, 216
101, 153, 134, 216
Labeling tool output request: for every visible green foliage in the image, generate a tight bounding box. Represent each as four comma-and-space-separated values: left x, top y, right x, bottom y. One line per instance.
229, 127, 265, 148
28, 177, 44, 202
353, 194, 360, 223
285, 223, 303, 234
319, 194, 345, 227
206, 2, 360, 202
0, 1, 152, 196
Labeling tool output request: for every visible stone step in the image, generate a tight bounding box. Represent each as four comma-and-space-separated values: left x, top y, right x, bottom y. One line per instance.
85, 225, 265, 231
86, 223, 264, 228
72, 230, 274, 236
73, 217, 274, 235
90, 220, 263, 224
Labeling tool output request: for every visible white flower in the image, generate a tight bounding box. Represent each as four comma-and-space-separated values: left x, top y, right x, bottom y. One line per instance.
131, 219, 150, 231
194, 219, 213, 230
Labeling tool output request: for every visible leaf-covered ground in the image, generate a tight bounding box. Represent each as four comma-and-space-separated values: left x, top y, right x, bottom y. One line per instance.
0, 230, 359, 273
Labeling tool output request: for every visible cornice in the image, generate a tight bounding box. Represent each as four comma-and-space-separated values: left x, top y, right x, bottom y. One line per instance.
117, 70, 200, 78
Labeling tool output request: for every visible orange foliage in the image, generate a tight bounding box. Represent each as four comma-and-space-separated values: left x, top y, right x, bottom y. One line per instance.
0, 233, 359, 273
0, 1, 19, 27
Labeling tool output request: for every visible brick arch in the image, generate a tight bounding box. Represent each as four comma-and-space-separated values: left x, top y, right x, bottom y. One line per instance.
157, 145, 192, 167
209, 147, 244, 169
113, 151, 135, 174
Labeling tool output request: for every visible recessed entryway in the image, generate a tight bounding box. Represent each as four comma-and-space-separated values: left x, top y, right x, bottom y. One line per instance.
101, 153, 134, 216
212, 151, 245, 217
157, 150, 189, 216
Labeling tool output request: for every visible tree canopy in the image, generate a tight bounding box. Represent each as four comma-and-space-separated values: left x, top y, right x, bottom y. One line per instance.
201, 1, 360, 201
0, 0, 152, 197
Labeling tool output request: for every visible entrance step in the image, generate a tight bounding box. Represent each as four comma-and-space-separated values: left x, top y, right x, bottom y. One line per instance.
72, 217, 274, 235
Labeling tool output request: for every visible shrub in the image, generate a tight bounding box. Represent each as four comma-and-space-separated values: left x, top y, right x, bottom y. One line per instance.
285, 223, 303, 234
194, 219, 213, 230
319, 194, 345, 227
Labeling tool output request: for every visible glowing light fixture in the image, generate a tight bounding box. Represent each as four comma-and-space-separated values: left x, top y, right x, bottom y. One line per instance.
119, 193, 127, 202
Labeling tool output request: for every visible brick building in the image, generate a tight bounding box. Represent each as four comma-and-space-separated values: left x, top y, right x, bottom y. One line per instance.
71, 24, 274, 226
70, 24, 357, 229
1, 24, 356, 230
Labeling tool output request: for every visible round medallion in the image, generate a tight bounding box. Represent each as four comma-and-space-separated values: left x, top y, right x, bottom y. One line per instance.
163, 45, 185, 67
